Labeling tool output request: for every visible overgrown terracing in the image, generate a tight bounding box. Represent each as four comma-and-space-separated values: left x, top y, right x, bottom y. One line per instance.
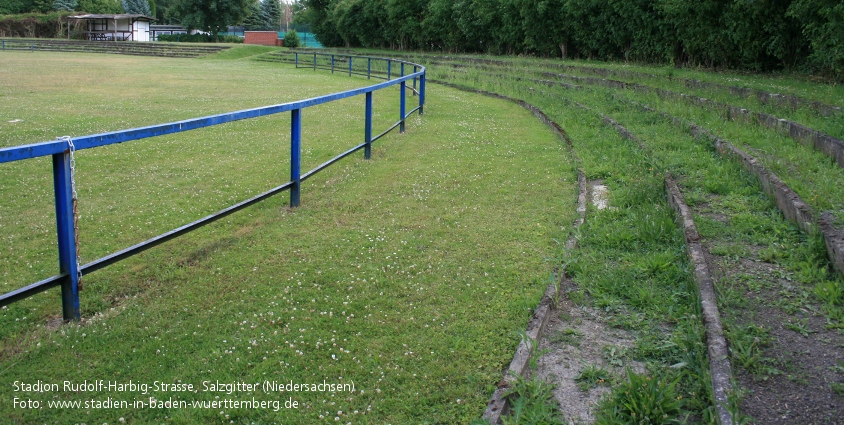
319, 50, 843, 424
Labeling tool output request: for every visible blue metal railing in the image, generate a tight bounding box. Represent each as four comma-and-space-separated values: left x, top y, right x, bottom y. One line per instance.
0, 53, 425, 321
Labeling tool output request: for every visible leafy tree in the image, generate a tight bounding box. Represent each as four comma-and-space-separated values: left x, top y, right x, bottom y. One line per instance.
290, 0, 306, 23
495, 0, 524, 54
33, 0, 55, 13
295, 0, 841, 76
53, 0, 77, 10
301, 0, 343, 46
77, 0, 122, 13
153, 0, 180, 24
385, 0, 424, 50
0, 0, 30, 14
174, 0, 250, 39
421, 0, 459, 51
723, 0, 804, 70
657, 0, 732, 67
122, 0, 151, 14
788, 0, 843, 76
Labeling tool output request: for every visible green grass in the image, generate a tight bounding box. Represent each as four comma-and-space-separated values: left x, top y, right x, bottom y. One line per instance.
3, 47, 840, 423
368, 50, 844, 107
500, 375, 564, 425
575, 364, 612, 391
408, 56, 843, 137
203, 44, 282, 60
414, 49, 842, 422
0, 51, 575, 423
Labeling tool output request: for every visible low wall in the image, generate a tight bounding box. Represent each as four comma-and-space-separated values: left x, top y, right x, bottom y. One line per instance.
244, 31, 281, 46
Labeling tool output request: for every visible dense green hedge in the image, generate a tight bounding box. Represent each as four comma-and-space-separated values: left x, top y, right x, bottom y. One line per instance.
302, 0, 843, 78
157, 33, 243, 43
0, 11, 71, 37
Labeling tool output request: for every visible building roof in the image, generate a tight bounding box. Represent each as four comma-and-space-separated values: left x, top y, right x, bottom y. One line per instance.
68, 14, 156, 21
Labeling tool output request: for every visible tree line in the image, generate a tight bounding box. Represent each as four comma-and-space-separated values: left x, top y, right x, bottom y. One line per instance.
0, 0, 301, 34
302, 0, 842, 77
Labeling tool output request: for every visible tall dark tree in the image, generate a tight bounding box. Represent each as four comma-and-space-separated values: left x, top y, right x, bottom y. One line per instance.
298, 0, 842, 77
53, 0, 77, 10
122, 0, 151, 14
77, 0, 123, 13
302, 0, 343, 46
0, 0, 29, 14
261, 0, 280, 30
174, 0, 250, 38
33, 0, 55, 13
243, 0, 268, 30
788, 0, 843, 76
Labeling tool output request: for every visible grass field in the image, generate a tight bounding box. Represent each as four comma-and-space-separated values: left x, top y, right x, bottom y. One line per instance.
1, 45, 842, 424
0, 49, 575, 423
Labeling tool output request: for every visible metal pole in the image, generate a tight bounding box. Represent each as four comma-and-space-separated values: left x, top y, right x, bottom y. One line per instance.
400, 62, 406, 133
364, 92, 373, 159
400, 79, 406, 134
413, 66, 417, 97
387, 60, 391, 80
367, 58, 371, 79
52, 152, 80, 321
295, 52, 298, 68
348, 56, 352, 77
331, 54, 334, 73
419, 72, 425, 115
313, 52, 316, 71
290, 109, 302, 207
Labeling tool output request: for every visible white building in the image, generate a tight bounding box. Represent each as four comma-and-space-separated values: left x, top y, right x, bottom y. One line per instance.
68, 14, 155, 42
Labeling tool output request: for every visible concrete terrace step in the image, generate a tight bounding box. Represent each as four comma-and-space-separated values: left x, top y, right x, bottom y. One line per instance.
0, 38, 230, 58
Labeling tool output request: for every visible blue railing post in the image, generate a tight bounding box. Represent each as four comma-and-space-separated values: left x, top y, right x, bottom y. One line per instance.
295, 52, 298, 68
2, 40, 5, 50
400, 81, 406, 133
348, 56, 352, 77
412, 66, 417, 97
419, 72, 426, 115
290, 108, 302, 207
331, 55, 335, 74
52, 151, 80, 321
313, 52, 316, 71
387, 60, 391, 80
364, 92, 373, 159
367, 58, 371, 79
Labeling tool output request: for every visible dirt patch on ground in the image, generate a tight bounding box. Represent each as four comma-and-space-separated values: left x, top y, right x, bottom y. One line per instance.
704, 246, 844, 424
535, 278, 645, 424
688, 188, 845, 425
588, 180, 609, 211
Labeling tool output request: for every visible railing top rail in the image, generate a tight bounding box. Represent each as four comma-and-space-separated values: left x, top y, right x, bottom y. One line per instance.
301, 52, 423, 67
0, 58, 425, 164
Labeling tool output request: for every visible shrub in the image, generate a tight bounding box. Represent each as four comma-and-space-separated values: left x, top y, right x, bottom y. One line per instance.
283, 29, 299, 48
